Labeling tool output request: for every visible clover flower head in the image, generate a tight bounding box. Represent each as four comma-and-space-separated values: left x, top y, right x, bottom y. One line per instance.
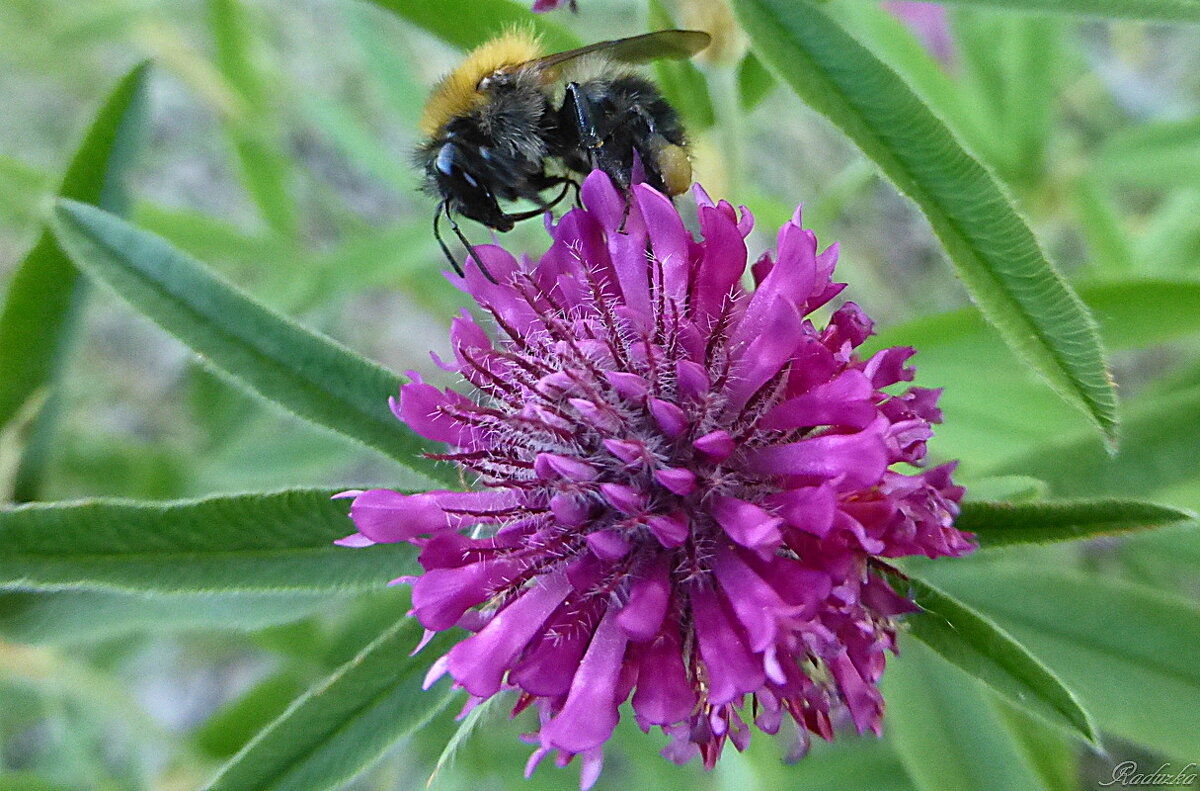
339, 171, 973, 787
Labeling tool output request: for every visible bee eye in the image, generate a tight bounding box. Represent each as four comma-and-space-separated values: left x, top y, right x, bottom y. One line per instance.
435, 143, 481, 189
435, 144, 457, 177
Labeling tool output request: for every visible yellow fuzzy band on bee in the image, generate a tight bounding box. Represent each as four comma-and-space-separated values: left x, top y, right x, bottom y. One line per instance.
419, 29, 544, 137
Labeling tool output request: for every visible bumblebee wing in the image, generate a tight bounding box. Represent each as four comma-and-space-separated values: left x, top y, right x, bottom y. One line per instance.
523, 29, 711, 80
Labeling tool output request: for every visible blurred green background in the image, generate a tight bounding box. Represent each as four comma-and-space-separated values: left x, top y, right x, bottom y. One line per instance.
2, 0, 1199, 789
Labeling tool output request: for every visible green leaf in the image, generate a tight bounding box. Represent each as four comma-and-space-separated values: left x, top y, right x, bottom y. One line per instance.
0, 154, 51, 231
866, 279, 1200, 468
0, 589, 326, 644
365, 0, 579, 53
0, 62, 150, 499
733, 0, 1118, 447
49, 201, 451, 481
648, 0, 715, 131
901, 576, 1098, 744
921, 566, 1200, 759
961, 475, 1048, 503
898, 0, 1200, 23
203, 617, 457, 791
194, 669, 312, 758
427, 692, 507, 788
1097, 118, 1200, 190
1135, 190, 1200, 276
958, 499, 1194, 549
1072, 175, 1135, 278
209, 0, 297, 236
0, 489, 415, 594
993, 699, 1078, 791
883, 639, 1056, 791
992, 384, 1200, 502
0, 773, 73, 791
736, 52, 775, 111
824, 3, 987, 158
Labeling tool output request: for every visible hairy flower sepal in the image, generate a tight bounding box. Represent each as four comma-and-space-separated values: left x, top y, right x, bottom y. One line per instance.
339, 171, 972, 787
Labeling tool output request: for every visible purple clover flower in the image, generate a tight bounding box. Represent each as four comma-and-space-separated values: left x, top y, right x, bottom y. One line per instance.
338, 171, 973, 786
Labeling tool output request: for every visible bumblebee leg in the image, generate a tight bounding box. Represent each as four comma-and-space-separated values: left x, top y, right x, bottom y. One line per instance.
433, 203, 465, 278
501, 179, 574, 223
563, 82, 604, 159
561, 83, 637, 229
444, 204, 499, 284
628, 104, 670, 194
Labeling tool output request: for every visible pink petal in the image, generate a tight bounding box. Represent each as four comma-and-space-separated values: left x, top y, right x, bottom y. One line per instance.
540, 608, 629, 753
635, 183, 692, 306
649, 398, 688, 439
767, 485, 837, 538
396, 382, 474, 446
411, 559, 517, 630
448, 572, 572, 696
691, 584, 764, 706
745, 421, 889, 489
694, 430, 734, 461
631, 621, 696, 726
534, 453, 598, 482
646, 511, 690, 547
712, 544, 790, 652
712, 495, 783, 551
654, 467, 697, 496
586, 529, 631, 560
616, 556, 671, 641
726, 296, 805, 411
693, 203, 748, 321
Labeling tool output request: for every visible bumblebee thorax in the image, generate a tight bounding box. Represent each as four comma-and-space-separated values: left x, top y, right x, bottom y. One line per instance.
419, 30, 544, 138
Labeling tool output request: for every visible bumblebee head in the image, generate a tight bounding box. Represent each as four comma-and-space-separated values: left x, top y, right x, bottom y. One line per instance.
428, 140, 513, 231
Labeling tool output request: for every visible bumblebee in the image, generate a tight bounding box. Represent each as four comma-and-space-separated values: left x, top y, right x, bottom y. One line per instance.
416, 28, 711, 278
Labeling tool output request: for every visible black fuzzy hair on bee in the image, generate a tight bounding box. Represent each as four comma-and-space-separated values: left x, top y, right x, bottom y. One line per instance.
416, 29, 710, 281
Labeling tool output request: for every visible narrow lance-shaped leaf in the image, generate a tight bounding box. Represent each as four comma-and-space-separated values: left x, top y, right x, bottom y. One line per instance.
427, 693, 508, 787
50, 201, 453, 482
0, 62, 150, 499
881, 0, 1200, 24
0, 489, 416, 594
733, 0, 1118, 447
649, 0, 715, 131
0, 589, 327, 645
737, 52, 776, 111
194, 669, 313, 759
203, 617, 457, 791
922, 566, 1200, 759
900, 575, 1098, 744
992, 384, 1200, 499
959, 499, 1195, 550
365, 0, 579, 52
209, 0, 298, 237
883, 639, 1058, 791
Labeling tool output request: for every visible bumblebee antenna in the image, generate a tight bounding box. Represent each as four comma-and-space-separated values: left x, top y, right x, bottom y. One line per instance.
445, 205, 499, 285
433, 202, 465, 278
